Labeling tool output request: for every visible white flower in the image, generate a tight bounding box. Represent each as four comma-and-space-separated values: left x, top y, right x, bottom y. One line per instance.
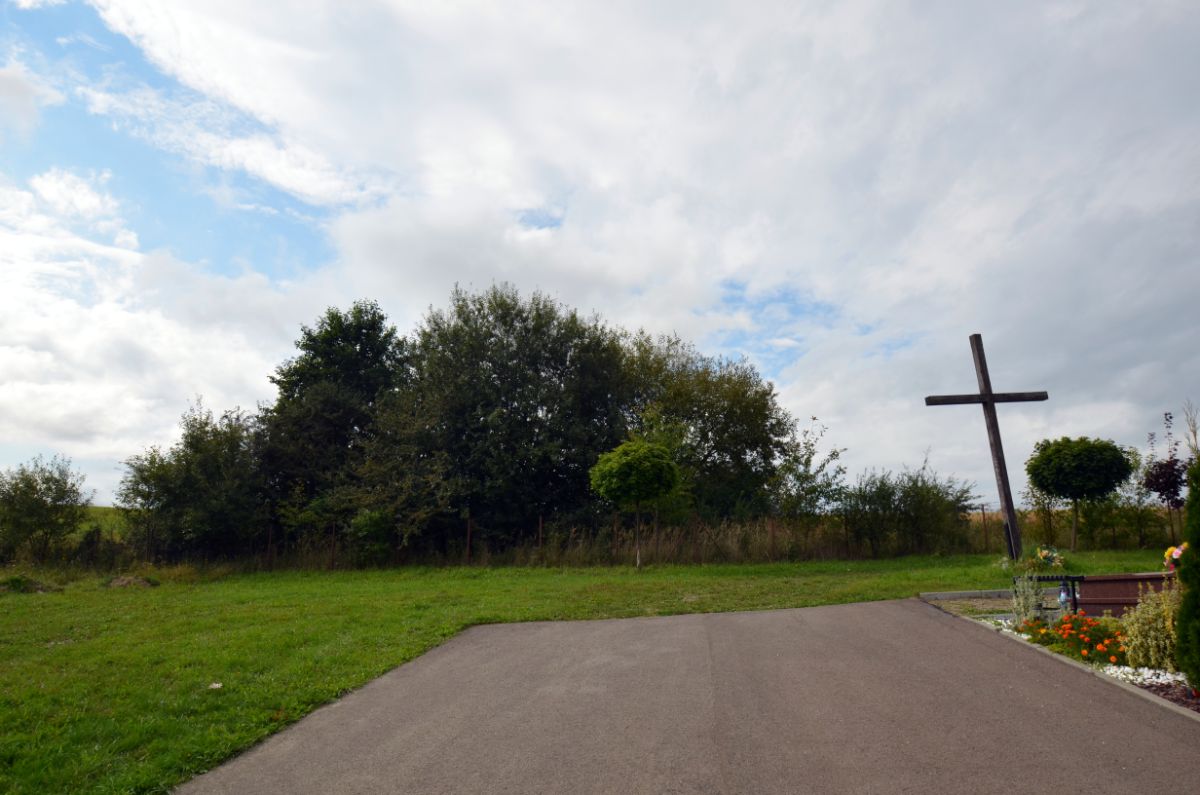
208, 682, 223, 690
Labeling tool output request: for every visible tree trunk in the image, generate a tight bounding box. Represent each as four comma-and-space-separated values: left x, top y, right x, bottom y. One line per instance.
465, 509, 473, 565
1071, 501, 1079, 552
653, 506, 660, 564
634, 500, 642, 570
328, 524, 337, 570
538, 513, 544, 549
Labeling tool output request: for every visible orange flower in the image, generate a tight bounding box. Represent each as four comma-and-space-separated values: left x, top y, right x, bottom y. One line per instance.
1109, 656, 1117, 663
1096, 644, 1106, 652
1081, 649, 1089, 656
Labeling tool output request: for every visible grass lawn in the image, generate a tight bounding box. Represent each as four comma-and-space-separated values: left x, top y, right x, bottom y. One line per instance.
0, 550, 1160, 793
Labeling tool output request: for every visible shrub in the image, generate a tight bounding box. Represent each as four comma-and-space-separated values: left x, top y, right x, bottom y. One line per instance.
1121, 580, 1181, 671
1011, 574, 1044, 625
840, 462, 974, 557
1176, 460, 1200, 688
0, 455, 92, 563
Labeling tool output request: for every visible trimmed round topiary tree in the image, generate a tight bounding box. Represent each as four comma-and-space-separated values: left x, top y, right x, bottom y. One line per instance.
1025, 437, 1133, 551
1176, 460, 1200, 692
589, 440, 679, 569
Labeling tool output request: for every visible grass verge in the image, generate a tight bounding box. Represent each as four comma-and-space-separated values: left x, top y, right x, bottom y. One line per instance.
0, 550, 1159, 793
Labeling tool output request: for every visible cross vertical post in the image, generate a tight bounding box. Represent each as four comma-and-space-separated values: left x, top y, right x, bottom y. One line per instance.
925, 334, 1048, 561
971, 335, 1021, 560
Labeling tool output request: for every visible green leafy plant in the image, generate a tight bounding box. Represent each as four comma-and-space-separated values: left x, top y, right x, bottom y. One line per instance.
1176, 460, 1200, 690
1121, 580, 1181, 671
1025, 437, 1134, 551
1011, 573, 1044, 625
1019, 610, 1127, 666
589, 440, 680, 569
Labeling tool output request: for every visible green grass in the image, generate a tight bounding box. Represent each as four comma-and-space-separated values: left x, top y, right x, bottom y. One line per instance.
0, 550, 1160, 793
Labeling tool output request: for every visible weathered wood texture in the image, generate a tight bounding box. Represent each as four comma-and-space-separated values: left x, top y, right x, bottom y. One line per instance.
925, 334, 1048, 560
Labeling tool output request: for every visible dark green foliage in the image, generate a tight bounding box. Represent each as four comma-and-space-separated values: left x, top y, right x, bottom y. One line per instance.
101, 287, 825, 565
841, 463, 975, 557
1026, 437, 1134, 551
624, 334, 796, 519
772, 419, 847, 521
118, 404, 265, 561
400, 285, 630, 549
347, 394, 452, 563
261, 300, 406, 550
1177, 460, 1200, 689
0, 456, 91, 563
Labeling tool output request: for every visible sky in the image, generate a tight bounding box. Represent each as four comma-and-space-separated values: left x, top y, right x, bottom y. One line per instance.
2, 0, 1198, 506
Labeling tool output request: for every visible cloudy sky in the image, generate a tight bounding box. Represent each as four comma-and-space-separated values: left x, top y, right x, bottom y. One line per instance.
2, 1, 1198, 505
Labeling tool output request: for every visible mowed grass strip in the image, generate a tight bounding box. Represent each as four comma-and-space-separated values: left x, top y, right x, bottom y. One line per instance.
0, 551, 1159, 793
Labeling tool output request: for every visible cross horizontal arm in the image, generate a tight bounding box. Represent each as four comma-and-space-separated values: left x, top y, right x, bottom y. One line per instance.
924, 391, 1049, 406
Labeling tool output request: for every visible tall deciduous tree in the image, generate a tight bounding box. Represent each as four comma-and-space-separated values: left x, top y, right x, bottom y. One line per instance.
261, 300, 406, 558
1025, 437, 1134, 551
0, 455, 91, 563
589, 440, 680, 568
624, 334, 796, 520
404, 284, 629, 550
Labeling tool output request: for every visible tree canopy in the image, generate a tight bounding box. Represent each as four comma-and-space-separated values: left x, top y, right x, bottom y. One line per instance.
116, 285, 818, 564
0, 455, 91, 563
1025, 436, 1133, 551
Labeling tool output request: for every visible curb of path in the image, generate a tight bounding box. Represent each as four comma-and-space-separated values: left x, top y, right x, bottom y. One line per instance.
922, 599, 1200, 725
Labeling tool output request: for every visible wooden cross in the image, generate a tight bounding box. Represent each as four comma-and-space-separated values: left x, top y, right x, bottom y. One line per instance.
925, 334, 1047, 560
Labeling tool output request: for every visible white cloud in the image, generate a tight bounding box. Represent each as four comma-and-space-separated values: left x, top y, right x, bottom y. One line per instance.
0, 169, 340, 499
4, 1, 1200, 503
0, 57, 63, 137
77, 85, 388, 205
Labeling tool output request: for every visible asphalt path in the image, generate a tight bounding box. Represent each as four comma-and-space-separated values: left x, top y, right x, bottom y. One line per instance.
178, 599, 1200, 794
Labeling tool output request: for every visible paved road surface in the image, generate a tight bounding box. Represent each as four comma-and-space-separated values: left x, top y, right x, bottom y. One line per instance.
179, 599, 1200, 794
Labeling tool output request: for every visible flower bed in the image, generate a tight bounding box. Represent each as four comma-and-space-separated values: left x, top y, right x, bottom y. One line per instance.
995, 613, 1200, 715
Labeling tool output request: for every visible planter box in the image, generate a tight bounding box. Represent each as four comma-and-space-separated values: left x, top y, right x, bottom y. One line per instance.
1077, 572, 1175, 617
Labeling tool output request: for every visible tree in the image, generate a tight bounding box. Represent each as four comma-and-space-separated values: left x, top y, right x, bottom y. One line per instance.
1025, 437, 1134, 551
623, 333, 796, 519
771, 418, 846, 556
1176, 460, 1200, 692
1143, 412, 1191, 544
118, 404, 265, 561
589, 440, 680, 568
405, 285, 629, 551
0, 455, 92, 563
261, 300, 406, 559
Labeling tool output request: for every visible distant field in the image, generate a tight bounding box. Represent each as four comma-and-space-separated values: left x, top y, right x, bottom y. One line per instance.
0, 551, 1160, 793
